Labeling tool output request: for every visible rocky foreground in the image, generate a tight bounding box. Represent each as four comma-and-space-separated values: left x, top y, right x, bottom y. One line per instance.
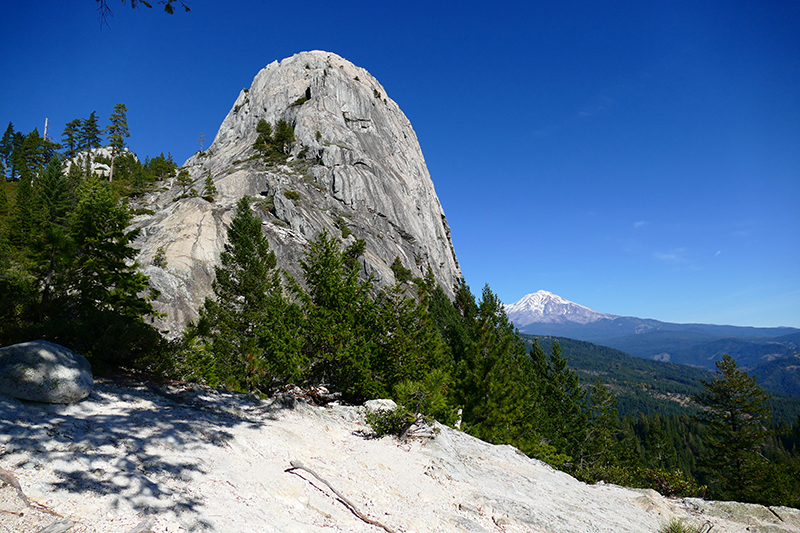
1, 379, 798, 533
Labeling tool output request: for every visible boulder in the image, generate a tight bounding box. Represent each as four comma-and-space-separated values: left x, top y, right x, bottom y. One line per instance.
0, 340, 93, 404
364, 399, 398, 412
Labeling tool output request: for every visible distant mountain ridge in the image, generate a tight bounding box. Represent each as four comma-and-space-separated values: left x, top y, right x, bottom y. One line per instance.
506, 291, 800, 394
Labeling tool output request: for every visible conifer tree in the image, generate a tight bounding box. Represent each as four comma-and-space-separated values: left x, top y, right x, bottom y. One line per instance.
57, 175, 157, 365
531, 339, 588, 457
105, 103, 130, 182
449, 284, 538, 453
576, 381, 630, 480
61, 119, 82, 160
0, 122, 14, 179
694, 354, 773, 502
79, 111, 102, 174
193, 197, 303, 391
291, 231, 381, 401
273, 120, 295, 154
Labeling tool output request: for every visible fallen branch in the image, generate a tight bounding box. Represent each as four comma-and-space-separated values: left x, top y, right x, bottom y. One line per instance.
286, 460, 397, 533
0, 466, 61, 517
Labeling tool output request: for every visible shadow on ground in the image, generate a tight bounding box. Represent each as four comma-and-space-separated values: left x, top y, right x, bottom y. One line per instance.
0, 378, 286, 530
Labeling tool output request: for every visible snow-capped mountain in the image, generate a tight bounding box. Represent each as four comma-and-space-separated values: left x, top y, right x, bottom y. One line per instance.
504, 290, 617, 327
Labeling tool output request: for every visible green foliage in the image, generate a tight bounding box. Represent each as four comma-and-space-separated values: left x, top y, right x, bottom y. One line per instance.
274, 120, 295, 154
253, 119, 294, 164
289, 232, 382, 401
658, 518, 703, 533
530, 339, 588, 457
694, 354, 774, 503
366, 406, 416, 437
390, 256, 412, 284
283, 190, 300, 201
334, 215, 351, 238
201, 172, 217, 202
187, 197, 304, 392
0, 157, 161, 370
629, 467, 706, 498
394, 367, 456, 426
153, 246, 167, 267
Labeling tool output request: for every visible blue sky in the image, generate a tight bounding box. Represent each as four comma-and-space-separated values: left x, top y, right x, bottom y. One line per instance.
2, 1, 798, 327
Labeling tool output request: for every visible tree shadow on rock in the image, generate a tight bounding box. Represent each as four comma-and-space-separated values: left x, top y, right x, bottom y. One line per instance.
0, 378, 284, 530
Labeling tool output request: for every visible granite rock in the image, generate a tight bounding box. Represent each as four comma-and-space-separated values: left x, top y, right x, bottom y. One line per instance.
131, 51, 462, 337
0, 340, 92, 404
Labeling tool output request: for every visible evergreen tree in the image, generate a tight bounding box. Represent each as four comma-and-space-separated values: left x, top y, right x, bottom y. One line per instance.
8, 132, 25, 181
0, 122, 14, 179
31, 158, 77, 318
18, 129, 49, 181
105, 103, 130, 182
375, 269, 452, 394
192, 197, 303, 391
201, 172, 217, 202
56, 175, 157, 366
80, 111, 103, 151
531, 339, 588, 457
79, 111, 102, 174
291, 231, 381, 401
576, 381, 632, 480
273, 119, 295, 154
451, 284, 539, 454
694, 354, 773, 502
61, 119, 82, 160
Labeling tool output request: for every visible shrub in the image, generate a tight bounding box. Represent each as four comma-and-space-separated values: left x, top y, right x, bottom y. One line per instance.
658, 518, 703, 533
366, 406, 416, 437
153, 246, 167, 268
284, 190, 300, 201
334, 216, 351, 238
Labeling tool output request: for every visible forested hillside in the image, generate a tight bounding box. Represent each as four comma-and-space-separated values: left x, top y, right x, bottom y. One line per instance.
2, 111, 800, 508
525, 335, 800, 422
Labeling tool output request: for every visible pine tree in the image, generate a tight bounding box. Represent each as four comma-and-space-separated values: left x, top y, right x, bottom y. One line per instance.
531, 339, 588, 457
0, 122, 14, 179
79, 111, 102, 175
18, 129, 49, 181
61, 119, 82, 160
8, 131, 25, 181
105, 103, 130, 182
694, 354, 773, 502
201, 172, 217, 202
57, 175, 157, 366
31, 158, 77, 318
193, 197, 303, 391
451, 284, 538, 453
576, 381, 631, 481
273, 119, 295, 154
291, 231, 381, 401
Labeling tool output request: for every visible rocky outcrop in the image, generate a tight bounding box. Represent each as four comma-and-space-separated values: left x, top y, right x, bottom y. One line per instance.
0, 340, 92, 404
2, 379, 798, 533
131, 51, 462, 336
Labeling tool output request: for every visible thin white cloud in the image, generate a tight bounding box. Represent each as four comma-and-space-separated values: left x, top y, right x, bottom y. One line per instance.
634, 221, 648, 228
653, 248, 686, 262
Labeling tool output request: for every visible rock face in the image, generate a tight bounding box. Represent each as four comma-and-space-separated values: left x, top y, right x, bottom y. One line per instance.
0, 340, 92, 404
131, 51, 462, 336
2, 379, 798, 533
